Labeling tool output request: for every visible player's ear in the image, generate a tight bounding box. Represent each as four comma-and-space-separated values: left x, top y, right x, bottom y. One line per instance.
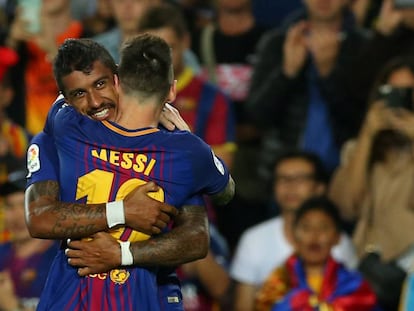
166, 80, 177, 103
114, 74, 120, 91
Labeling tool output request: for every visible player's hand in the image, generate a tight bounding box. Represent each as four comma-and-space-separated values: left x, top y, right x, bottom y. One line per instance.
123, 181, 179, 235
66, 232, 120, 276
159, 103, 191, 132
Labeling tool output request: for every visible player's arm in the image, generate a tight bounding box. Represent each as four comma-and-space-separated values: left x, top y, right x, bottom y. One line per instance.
26, 180, 178, 239
66, 204, 209, 275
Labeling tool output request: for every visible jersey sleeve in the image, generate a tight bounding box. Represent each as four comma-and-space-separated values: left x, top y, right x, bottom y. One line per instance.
187, 135, 230, 195
26, 131, 59, 187
181, 194, 205, 207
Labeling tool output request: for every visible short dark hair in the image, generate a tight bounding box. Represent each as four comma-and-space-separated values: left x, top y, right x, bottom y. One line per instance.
53, 38, 117, 94
138, 3, 188, 39
272, 150, 328, 184
293, 196, 343, 232
118, 34, 173, 103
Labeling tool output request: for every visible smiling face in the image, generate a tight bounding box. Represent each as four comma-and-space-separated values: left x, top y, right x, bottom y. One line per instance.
61, 61, 119, 121
293, 208, 340, 267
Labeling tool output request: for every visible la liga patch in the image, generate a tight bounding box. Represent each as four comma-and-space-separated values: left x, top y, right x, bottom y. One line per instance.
27, 144, 40, 176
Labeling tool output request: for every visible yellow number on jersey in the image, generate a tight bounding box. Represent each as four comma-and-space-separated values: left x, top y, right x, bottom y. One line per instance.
76, 169, 165, 242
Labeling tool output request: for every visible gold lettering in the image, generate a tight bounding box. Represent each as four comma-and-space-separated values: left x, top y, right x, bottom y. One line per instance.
109, 150, 120, 166
91, 149, 157, 176
133, 154, 147, 173
121, 153, 133, 169
144, 158, 156, 176
91, 149, 107, 161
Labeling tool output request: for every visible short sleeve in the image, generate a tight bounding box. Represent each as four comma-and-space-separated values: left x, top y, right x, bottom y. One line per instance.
26, 132, 59, 187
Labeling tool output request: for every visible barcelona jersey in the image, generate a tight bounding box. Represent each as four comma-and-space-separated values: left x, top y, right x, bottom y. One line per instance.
29, 96, 230, 311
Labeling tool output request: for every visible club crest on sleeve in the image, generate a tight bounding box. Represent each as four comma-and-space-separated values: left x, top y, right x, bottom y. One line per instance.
27, 144, 40, 176
211, 150, 225, 175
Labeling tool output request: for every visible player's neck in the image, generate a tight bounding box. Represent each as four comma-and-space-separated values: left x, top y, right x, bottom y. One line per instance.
115, 94, 161, 129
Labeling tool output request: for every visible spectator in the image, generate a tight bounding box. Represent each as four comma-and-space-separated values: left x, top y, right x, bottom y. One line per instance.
81, 0, 115, 38
329, 54, 414, 311
246, 0, 368, 182
255, 197, 379, 311
231, 150, 357, 311
6, 0, 84, 135
93, 0, 161, 63
351, 0, 414, 107
0, 168, 59, 310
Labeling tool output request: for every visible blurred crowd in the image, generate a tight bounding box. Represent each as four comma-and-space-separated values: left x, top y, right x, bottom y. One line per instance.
1, 0, 414, 310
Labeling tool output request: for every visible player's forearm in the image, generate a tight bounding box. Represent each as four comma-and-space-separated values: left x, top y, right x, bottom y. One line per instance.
131, 205, 209, 266
25, 181, 108, 239
210, 175, 235, 206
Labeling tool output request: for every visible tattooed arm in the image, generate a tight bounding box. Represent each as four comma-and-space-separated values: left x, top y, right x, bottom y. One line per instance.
25, 180, 178, 239
66, 205, 209, 275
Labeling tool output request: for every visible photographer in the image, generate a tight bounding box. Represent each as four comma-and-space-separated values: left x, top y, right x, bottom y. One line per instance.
329, 54, 414, 311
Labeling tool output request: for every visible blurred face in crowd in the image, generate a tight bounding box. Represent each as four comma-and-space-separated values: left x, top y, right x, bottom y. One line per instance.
274, 158, 325, 213
293, 208, 340, 267
97, 0, 113, 19
387, 66, 414, 89
61, 61, 119, 121
144, 27, 188, 77
304, 0, 347, 22
216, 0, 251, 11
42, 0, 70, 15
0, 83, 14, 112
3, 191, 30, 243
111, 0, 160, 34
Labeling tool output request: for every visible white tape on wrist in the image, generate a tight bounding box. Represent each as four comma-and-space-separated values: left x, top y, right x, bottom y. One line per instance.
120, 241, 134, 266
106, 200, 125, 228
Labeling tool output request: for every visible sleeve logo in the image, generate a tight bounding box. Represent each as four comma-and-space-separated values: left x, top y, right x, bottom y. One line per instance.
27, 144, 40, 176
212, 150, 225, 175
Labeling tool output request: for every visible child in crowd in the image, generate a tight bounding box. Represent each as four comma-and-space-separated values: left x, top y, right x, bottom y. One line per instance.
255, 197, 380, 311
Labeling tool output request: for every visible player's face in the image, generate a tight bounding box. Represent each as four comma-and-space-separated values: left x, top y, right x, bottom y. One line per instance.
4, 191, 31, 242
293, 209, 339, 267
274, 158, 325, 213
61, 61, 118, 121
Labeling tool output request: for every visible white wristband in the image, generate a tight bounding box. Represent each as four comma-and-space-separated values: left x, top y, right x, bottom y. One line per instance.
120, 241, 134, 266
106, 201, 125, 228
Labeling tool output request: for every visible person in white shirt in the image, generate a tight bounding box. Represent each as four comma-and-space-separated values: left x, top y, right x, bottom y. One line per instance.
230, 150, 357, 311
